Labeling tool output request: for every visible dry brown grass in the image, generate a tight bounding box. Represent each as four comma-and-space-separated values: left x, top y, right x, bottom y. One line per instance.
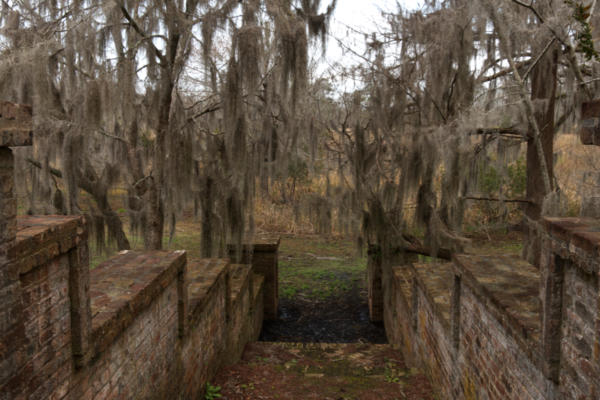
555, 133, 600, 215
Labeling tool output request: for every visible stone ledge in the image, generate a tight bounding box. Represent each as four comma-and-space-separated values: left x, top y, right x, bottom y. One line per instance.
14, 215, 85, 274
89, 250, 186, 360
227, 236, 280, 253
411, 262, 453, 331
187, 258, 229, 324
543, 217, 600, 273
0, 128, 33, 147
453, 254, 542, 363
230, 264, 252, 306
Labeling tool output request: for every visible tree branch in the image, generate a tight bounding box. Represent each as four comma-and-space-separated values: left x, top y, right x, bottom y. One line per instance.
96, 128, 130, 144
479, 59, 530, 83
469, 127, 526, 139
509, 0, 545, 23
26, 158, 63, 178
464, 196, 531, 204
115, 1, 168, 66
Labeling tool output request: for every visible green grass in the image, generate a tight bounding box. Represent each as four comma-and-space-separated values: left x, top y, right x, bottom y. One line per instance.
278, 236, 366, 302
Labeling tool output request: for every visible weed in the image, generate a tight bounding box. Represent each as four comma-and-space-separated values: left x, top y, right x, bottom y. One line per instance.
384, 361, 404, 384
204, 382, 222, 399
281, 286, 297, 299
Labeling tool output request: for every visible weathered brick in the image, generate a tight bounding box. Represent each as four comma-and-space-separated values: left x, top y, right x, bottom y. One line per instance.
4, 190, 266, 399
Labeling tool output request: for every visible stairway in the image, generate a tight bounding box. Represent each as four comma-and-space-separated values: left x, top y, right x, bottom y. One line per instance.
211, 342, 433, 399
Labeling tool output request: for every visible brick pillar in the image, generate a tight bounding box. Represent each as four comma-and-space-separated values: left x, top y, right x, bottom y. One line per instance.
368, 245, 418, 323
540, 248, 565, 383
68, 241, 93, 368
228, 237, 280, 320
0, 148, 16, 252
367, 245, 383, 322
0, 102, 33, 392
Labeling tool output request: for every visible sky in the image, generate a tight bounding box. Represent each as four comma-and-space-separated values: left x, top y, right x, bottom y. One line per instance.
315, 0, 424, 90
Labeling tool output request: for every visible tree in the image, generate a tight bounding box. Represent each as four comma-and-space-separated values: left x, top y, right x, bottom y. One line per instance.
318, 0, 599, 264
0, 0, 336, 254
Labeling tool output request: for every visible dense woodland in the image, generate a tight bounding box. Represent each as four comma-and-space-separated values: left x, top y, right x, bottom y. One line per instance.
1, 0, 599, 263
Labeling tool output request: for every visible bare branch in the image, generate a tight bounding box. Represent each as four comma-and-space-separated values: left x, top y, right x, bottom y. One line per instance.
464, 196, 531, 204
115, 1, 168, 66
509, 0, 545, 23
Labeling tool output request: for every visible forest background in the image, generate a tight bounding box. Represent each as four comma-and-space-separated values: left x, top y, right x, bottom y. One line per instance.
1, 0, 600, 267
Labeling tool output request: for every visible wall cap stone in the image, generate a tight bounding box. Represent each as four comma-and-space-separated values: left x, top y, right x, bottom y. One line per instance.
543, 217, 600, 273
13, 215, 85, 274
410, 262, 453, 331
89, 250, 186, 360
187, 259, 230, 324
227, 236, 280, 253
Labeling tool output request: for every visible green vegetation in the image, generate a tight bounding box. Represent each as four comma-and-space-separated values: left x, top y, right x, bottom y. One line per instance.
204, 382, 222, 400
479, 157, 526, 198
278, 236, 366, 302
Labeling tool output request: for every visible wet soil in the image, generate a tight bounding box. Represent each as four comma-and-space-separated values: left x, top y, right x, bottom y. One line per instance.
212, 342, 434, 399
260, 283, 387, 343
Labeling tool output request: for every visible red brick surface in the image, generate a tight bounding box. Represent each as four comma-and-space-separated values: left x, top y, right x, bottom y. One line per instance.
2, 218, 265, 400
383, 223, 600, 400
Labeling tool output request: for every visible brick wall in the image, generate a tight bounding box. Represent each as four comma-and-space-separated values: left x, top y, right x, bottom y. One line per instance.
1, 222, 266, 400
381, 252, 561, 399
559, 263, 598, 398
414, 278, 457, 398
540, 218, 600, 399
381, 218, 600, 400
458, 283, 554, 400
0, 102, 32, 397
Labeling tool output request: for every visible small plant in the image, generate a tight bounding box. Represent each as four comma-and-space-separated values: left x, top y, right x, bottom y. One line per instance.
204, 382, 222, 400
281, 286, 297, 299
384, 360, 404, 383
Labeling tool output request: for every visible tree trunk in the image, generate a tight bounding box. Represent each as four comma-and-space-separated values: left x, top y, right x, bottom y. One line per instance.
201, 176, 213, 258
96, 193, 131, 251
524, 44, 559, 266
144, 178, 164, 250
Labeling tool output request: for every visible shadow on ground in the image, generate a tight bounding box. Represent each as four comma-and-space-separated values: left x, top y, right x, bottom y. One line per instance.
260, 286, 387, 343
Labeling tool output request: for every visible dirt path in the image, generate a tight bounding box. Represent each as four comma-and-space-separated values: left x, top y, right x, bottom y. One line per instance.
210, 236, 433, 399
212, 342, 433, 399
